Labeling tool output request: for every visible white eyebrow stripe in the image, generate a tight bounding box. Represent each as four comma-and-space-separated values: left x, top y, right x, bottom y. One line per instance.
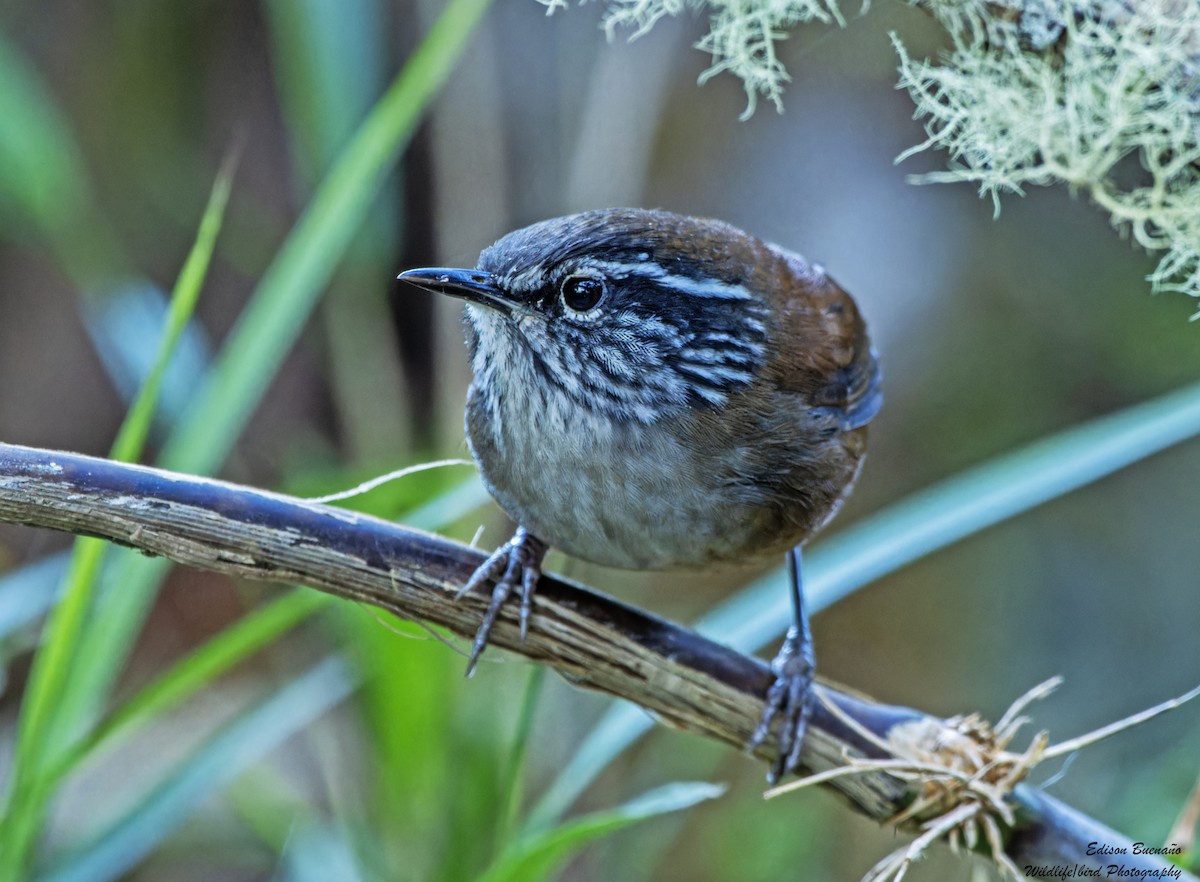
587, 260, 754, 301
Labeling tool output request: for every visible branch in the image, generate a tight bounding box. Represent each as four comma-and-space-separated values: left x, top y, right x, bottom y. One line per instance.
0, 442, 1191, 879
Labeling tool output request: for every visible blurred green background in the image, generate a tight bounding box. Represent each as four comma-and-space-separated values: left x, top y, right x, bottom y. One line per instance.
0, 1, 1198, 880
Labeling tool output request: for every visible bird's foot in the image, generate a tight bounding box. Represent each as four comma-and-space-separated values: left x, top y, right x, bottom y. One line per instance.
457, 527, 548, 677
748, 625, 815, 784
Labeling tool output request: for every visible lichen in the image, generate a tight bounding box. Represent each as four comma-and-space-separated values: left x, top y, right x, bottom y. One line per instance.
896, 0, 1200, 301
543, 0, 1200, 301
540, 0, 850, 116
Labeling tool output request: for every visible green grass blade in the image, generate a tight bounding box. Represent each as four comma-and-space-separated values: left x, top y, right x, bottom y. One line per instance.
53, 0, 495, 749
158, 0, 492, 478
0, 542, 105, 882
37, 656, 358, 882
0, 34, 123, 285
264, 0, 413, 458
273, 824, 370, 882
498, 667, 546, 844
52, 589, 330, 785
530, 377, 1200, 829
0, 163, 235, 881
523, 705, 653, 836
481, 782, 725, 882
109, 153, 237, 460
404, 473, 491, 531
0, 35, 87, 240
264, 0, 385, 184
0, 554, 68, 638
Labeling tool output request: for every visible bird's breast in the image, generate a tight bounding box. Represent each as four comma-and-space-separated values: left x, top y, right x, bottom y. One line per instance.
465, 373, 863, 571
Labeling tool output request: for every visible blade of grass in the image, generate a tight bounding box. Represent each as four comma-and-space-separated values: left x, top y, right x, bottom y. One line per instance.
160, 0, 491, 477
0, 34, 124, 285
82, 282, 214, 427
50, 588, 330, 785
528, 376, 1200, 831
109, 151, 237, 460
0, 553, 68, 638
481, 782, 725, 882
0, 32, 83, 232
273, 824, 370, 882
36, 656, 358, 882
223, 765, 315, 855
404, 472, 490, 531
0, 161, 235, 881
265, 0, 385, 188
498, 667, 546, 845
265, 0, 413, 459
54, 0, 495, 750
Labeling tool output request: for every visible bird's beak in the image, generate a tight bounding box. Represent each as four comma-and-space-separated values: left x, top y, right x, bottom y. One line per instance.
397, 267, 518, 314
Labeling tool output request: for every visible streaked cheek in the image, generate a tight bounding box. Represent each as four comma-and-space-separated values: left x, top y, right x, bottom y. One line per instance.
592, 344, 637, 380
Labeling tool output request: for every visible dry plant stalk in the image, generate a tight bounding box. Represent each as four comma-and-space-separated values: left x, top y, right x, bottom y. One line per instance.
767, 678, 1200, 882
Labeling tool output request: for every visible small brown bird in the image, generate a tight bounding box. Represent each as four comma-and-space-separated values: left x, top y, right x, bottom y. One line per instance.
399, 208, 881, 780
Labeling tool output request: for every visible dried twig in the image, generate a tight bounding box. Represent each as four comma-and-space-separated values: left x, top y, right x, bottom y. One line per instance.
767, 678, 1200, 881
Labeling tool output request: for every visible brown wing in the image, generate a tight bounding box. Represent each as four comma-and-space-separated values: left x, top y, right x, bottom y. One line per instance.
759, 244, 882, 431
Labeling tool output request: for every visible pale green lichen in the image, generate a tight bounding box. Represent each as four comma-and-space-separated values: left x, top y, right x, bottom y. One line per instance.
896, 0, 1200, 301
540, 0, 849, 116
543, 0, 1200, 304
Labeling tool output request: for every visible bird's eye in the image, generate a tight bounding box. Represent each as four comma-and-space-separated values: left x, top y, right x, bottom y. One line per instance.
560, 275, 606, 313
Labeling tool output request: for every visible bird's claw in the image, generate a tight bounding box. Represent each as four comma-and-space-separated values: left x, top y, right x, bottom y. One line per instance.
459, 527, 547, 677
748, 625, 815, 784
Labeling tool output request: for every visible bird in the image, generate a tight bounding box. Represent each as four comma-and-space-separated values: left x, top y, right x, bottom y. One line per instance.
398, 207, 881, 781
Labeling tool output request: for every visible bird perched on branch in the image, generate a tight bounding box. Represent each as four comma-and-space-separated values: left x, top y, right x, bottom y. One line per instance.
399, 207, 881, 781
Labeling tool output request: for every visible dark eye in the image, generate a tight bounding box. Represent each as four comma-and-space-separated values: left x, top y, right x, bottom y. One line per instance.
560, 276, 606, 312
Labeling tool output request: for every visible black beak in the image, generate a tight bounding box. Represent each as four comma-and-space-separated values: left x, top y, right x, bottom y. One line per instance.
397, 267, 517, 314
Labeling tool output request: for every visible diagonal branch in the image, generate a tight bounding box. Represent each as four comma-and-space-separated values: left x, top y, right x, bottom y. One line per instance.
0, 441, 1191, 879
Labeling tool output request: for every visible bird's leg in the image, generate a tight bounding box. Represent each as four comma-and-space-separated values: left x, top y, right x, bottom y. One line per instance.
457, 526, 548, 677
748, 546, 816, 783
